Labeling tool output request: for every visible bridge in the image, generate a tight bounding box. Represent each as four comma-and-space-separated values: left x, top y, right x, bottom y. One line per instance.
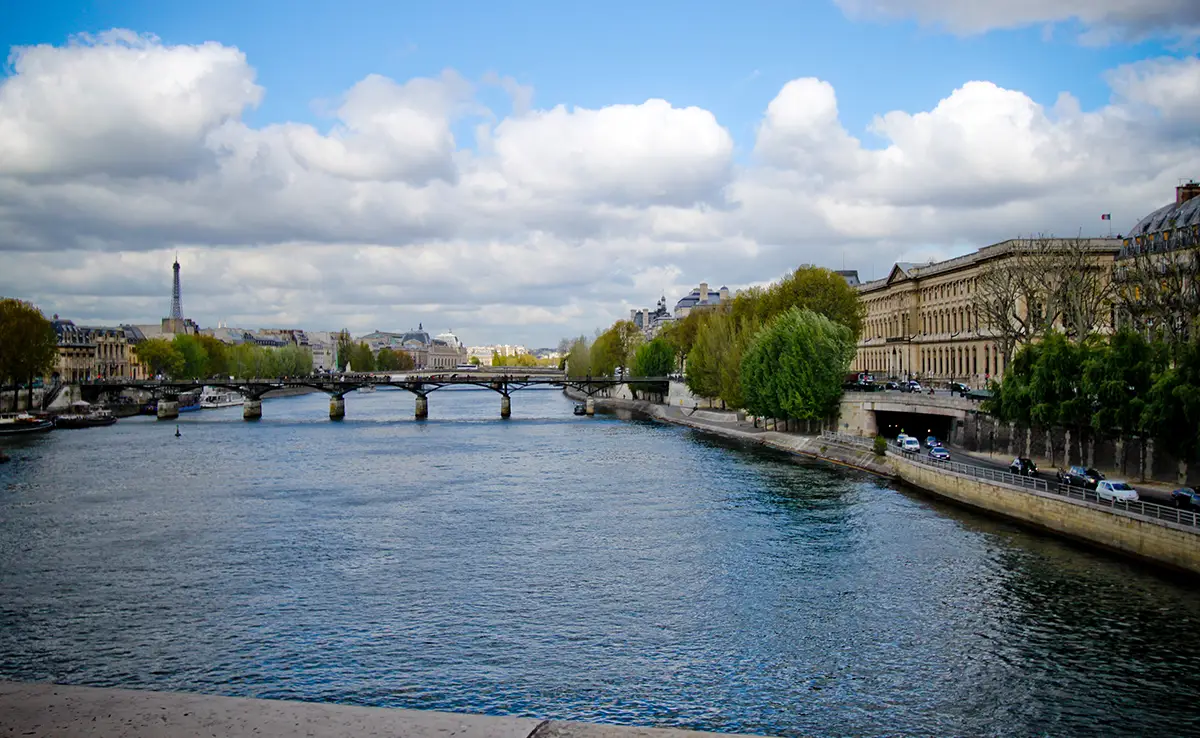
84, 372, 670, 421
838, 389, 982, 444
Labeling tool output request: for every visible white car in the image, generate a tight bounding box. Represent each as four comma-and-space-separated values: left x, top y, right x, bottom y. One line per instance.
1095, 480, 1140, 502
901, 437, 921, 454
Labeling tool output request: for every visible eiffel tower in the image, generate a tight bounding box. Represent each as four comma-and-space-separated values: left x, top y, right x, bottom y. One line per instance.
169, 256, 183, 321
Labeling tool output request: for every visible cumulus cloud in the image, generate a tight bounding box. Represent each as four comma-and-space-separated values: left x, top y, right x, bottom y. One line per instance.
1, 31, 1199, 344
834, 0, 1200, 43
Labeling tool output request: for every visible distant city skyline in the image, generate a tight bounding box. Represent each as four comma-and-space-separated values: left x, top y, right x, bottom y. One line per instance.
1, 1, 1198, 344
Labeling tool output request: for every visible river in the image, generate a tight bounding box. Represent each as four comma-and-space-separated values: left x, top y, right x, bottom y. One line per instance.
2, 388, 1200, 737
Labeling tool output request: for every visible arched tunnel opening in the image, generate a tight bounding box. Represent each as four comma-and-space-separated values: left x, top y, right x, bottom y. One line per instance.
873, 410, 955, 444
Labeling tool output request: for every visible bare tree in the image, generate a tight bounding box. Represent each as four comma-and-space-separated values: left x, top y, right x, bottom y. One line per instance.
1056, 234, 1118, 341
1115, 225, 1200, 350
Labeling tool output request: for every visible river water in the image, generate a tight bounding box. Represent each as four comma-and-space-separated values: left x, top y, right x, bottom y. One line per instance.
2, 388, 1200, 737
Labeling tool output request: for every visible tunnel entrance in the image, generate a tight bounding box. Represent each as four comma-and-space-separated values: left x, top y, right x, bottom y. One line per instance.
874, 410, 954, 444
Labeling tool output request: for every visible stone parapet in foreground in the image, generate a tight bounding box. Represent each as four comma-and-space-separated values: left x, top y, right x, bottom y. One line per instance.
0, 682, 769, 738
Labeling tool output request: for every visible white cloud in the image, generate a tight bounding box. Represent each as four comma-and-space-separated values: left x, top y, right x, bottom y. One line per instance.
834, 0, 1200, 42
1, 31, 1199, 345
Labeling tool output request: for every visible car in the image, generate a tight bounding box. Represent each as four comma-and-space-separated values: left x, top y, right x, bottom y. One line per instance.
895, 433, 910, 447
925, 436, 940, 448
900, 381, 923, 393
1095, 480, 1139, 502
1057, 466, 1105, 489
1171, 487, 1200, 508
901, 437, 921, 453
1009, 457, 1038, 476
928, 446, 950, 461
884, 381, 899, 390
948, 382, 970, 396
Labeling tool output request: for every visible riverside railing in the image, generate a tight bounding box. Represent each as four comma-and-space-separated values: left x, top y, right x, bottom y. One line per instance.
891, 444, 1200, 530
821, 431, 1200, 529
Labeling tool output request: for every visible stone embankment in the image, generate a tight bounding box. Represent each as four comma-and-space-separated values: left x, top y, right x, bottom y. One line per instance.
563, 387, 892, 479
0, 682, 768, 738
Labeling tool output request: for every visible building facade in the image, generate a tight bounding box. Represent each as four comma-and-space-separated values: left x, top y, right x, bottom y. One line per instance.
49, 318, 147, 381
853, 238, 1121, 386
359, 325, 467, 369
674, 282, 729, 319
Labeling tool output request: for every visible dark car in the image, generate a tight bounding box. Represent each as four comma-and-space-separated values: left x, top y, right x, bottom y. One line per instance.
1057, 465, 1105, 489
1010, 457, 1038, 476
1171, 487, 1200, 508
948, 382, 970, 396
884, 381, 899, 390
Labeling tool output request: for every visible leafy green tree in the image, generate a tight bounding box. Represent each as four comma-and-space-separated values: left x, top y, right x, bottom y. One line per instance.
0, 298, 58, 389
276, 344, 314, 375
1142, 336, 1200, 484
731, 266, 865, 338
335, 330, 353, 372
1082, 330, 1162, 460
134, 338, 185, 378
565, 336, 592, 377
740, 308, 856, 422
347, 343, 375, 372
194, 334, 231, 377
658, 310, 708, 370
172, 334, 210, 379
376, 348, 402, 371
685, 312, 729, 401
631, 338, 675, 397
468, 356, 481, 366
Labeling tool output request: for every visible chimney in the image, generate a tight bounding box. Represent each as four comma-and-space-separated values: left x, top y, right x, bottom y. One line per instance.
719, 286, 729, 302
698, 282, 708, 304
1178, 181, 1200, 205
630, 309, 637, 322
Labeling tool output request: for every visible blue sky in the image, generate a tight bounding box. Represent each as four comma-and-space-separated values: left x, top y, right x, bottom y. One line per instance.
1, 1, 1198, 342
2, 1, 1178, 151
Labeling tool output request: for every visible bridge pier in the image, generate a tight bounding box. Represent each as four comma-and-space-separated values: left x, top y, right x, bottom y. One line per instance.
156, 400, 179, 420
585, 398, 595, 416
330, 396, 345, 421
243, 399, 262, 421
500, 394, 511, 419
415, 394, 428, 420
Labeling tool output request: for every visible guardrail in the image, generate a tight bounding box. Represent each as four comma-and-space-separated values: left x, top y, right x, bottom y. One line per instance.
891, 444, 1200, 530
819, 431, 875, 450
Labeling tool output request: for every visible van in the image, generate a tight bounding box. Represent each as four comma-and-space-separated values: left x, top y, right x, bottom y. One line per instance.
902, 437, 920, 453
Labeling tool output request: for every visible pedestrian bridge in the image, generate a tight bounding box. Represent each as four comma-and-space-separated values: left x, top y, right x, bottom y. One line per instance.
85, 373, 669, 421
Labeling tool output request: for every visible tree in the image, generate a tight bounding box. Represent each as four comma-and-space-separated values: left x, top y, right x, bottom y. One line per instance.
1082, 330, 1162, 468
469, 356, 481, 366
194, 335, 231, 377
630, 338, 675, 397
172, 334, 210, 379
0, 298, 58, 390
335, 330, 353, 372
1142, 335, 1200, 484
376, 348, 403, 371
565, 336, 592, 377
347, 343, 375, 372
731, 266, 864, 338
134, 338, 185, 378
658, 310, 709, 370
740, 308, 856, 422
1115, 228, 1200, 351
684, 313, 728, 401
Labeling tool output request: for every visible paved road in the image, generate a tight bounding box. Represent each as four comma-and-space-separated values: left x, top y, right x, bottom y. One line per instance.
928, 441, 1178, 506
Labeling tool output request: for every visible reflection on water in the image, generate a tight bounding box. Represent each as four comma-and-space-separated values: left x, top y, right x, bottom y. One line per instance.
2, 389, 1200, 737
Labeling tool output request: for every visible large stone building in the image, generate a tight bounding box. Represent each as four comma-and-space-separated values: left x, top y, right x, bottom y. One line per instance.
359, 325, 467, 369
852, 238, 1122, 386
49, 318, 147, 382
1114, 182, 1200, 340
674, 282, 729, 319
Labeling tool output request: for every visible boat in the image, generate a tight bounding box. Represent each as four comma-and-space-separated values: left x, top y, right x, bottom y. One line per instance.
53, 402, 118, 429
200, 387, 244, 409
0, 412, 55, 435
573, 403, 587, 416
178, 390, 202, 413
357, 384, 376, 393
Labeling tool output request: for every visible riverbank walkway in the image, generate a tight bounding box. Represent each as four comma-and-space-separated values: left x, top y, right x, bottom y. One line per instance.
0, 682, 767, 738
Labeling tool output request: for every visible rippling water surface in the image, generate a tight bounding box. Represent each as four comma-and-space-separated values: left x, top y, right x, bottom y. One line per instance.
3, 388, 1200, 736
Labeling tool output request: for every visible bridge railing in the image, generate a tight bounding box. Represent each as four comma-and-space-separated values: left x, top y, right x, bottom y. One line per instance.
890, 446, 1200, 530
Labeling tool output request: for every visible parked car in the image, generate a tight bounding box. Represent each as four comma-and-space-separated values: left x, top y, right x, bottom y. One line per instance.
902, 437, 921, 454
1095, 480, 1139, 502
1057, 465, 1105, 490
884, 381, 899, 390
1009, 457, 1038, 476
928, 446, 950, 461
925, 436, 940, 448
1171, 487, 1200, 508
948, 382, 970, 396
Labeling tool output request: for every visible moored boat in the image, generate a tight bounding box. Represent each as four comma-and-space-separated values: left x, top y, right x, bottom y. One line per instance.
54, 403, 118, 429
178, 390, 202, 413
200, 387, 244, 409
573, 403, 587, 416
0, 412, 54, 435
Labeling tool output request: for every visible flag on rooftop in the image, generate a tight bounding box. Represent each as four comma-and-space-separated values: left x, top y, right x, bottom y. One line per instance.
1101, 213, 1111, 220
